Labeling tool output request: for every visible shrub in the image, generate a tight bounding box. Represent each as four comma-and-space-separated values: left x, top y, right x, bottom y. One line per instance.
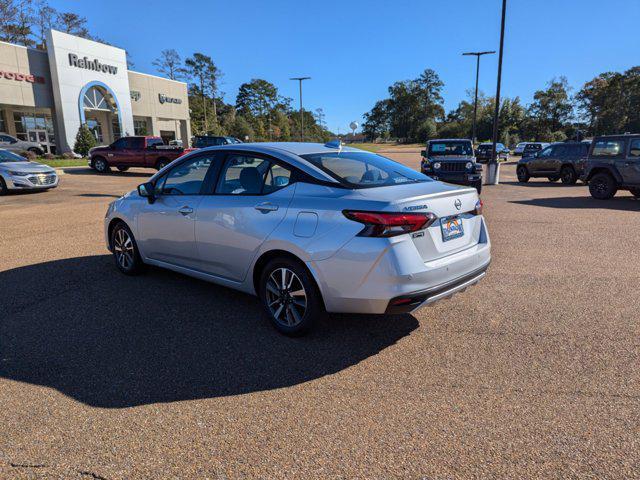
73, 123, 97, 157
43, 153, 55, 160
19, 150, 38, 160
62, 151, 76, 159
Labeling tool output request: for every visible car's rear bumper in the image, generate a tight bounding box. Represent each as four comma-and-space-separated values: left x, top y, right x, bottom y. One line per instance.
309, 217, 491, 314
422, 171, 481, 186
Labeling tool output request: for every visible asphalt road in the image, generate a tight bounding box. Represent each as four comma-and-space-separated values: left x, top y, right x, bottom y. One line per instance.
1, 153, 639, 479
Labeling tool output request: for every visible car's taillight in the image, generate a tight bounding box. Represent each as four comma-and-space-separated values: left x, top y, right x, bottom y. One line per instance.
472, 199, 483, 215
343, 210, 438, 237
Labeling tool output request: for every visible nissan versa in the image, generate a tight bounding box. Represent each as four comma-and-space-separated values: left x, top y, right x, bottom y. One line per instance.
104, 142, 491, 335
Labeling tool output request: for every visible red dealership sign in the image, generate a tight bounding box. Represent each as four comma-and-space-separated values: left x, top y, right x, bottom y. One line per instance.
0, 70, 45, 84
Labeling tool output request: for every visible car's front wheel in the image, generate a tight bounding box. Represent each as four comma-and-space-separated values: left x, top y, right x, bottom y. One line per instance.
117, 166, 130, 172
156, 159, 170, 170
259, 257, 324, 336
110, 222, 144, 275
93, 157, 110, 173
0, 177, 7, 196
589, 172, 617, 200
560, 166, 577, 184
516, 165, 530, 183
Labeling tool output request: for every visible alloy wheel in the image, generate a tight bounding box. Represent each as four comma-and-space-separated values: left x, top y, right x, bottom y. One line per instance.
265, 267, 307, 327
95, 159, 107, 172
113, 227, 135, 270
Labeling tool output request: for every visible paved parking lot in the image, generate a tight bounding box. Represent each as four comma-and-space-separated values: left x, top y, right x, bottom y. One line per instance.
1, 151, 639, 479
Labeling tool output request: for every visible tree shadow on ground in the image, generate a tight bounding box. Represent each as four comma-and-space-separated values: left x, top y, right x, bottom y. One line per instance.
510, 196, 640, 211
62, 168, 151, 178
0, 255, 417, 409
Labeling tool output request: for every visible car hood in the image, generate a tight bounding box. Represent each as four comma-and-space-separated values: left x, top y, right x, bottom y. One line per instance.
428, 155, 475, 162
0, 161, 55, 173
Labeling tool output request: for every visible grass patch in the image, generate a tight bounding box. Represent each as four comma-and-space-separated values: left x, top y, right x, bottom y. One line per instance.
37, 158, 88, 168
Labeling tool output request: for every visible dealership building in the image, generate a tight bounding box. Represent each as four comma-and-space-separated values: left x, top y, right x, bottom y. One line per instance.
0, 29, 190, 154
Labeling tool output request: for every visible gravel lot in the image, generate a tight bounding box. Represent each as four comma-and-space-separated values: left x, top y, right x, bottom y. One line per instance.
1, 150, 639, 479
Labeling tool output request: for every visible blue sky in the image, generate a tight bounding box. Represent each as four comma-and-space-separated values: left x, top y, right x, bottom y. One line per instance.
49, 0, 639, 133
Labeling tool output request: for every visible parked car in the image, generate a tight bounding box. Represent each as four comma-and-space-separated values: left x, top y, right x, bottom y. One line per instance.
521, 142, 549, 158
583, 134, 640, 199
420, 139, 482, 193
513, 142, 527, 156
88, 136, 185, 173
192, 136, 242, 148
475, 142, 509, 163
0, 133, 45, 155
516, 142, 589, 184
0, 149, 58, 194
104, 142, 491, 335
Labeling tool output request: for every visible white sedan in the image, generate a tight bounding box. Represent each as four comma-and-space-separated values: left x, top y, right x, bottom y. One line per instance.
0, 149, 58, 194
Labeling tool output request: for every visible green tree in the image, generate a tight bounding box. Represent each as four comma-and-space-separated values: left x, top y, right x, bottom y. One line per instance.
73, 123, 96, 156
56, 11, 90, 37
185, 53, 222, 131
236, 79, 289, 140
527, 77, 574, 140
229, 116, 254, 141
153, 49, 186, 81
362, 99, 391, 141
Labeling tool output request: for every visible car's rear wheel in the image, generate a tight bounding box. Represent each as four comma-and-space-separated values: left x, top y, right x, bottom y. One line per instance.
93, 157, 110, 173
0, 177, 7, 196
156, 158, 170, 170
110, 222, 144, 275
473, 180, 482, 194
589, 172, 617, 200
516, 165, 530, 183
28, 147, 43, 156
560, 166, 577, 184
259, 257, 324, 336
117, 166, 130, 172
630, 187, 640, 198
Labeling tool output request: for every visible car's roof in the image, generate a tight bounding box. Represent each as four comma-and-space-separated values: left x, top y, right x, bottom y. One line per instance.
213, 142, 368, 156
595, 134, 640, 139
428, 138, 472, 142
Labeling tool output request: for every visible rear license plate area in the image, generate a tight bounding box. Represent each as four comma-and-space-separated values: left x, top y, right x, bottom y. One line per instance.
440, 215, 464, 242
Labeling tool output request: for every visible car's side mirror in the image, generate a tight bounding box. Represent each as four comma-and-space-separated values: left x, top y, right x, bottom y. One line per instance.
420, 149, 427, 158
138, 182, 155, 203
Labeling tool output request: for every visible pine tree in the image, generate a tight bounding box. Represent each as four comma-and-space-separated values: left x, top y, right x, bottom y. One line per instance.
73, 123, 97, 156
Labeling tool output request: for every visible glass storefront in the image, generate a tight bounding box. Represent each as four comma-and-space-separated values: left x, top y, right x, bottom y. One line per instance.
133, 118, 148, 136
0, 110, 6, 133
13, 111, 56, 153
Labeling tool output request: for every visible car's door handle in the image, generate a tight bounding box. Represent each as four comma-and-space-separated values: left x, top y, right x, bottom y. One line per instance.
255, 202, 279, 213
178, 206, 194, 216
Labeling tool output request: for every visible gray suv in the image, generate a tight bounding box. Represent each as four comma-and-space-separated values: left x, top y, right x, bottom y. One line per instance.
583, 134, 640, 199
517, 142, 589, 184
0, 133, 44, 155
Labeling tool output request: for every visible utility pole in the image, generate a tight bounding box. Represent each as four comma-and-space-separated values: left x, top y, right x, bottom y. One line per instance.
462, 50, 495, 145
290, 77, 311, 141
488, 0, 508, 185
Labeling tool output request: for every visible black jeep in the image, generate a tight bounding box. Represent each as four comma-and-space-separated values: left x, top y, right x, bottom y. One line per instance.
583, 134, 640, 199
517, 141, 589, 184
420, 139, 483, 193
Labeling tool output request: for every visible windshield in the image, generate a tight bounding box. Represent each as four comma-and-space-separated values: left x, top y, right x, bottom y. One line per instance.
0, 150, 27, 162
301, 151, 431, 188
428, 141, 473, 156
477, 144, 492, 150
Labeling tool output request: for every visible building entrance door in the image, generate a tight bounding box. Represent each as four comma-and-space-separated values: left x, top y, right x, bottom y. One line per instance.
27, 129, 52, 154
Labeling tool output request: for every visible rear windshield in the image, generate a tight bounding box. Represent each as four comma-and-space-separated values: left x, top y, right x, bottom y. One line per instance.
524, 144, 542, 150
147, 138, 164, 148
301, 151, 431, 188
477, 144, 492, 151
428, 141, 473, 156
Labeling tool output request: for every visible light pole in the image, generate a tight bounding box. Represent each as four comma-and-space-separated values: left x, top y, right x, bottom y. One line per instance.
290, 76, 311, 141
488, 0, 508, 185
462, 50, 495, 145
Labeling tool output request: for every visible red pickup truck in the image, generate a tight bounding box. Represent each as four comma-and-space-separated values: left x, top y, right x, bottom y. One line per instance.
88, 136, 185, 173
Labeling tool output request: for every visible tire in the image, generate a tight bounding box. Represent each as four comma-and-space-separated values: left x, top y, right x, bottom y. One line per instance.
259, 257, 325, 336
548, 175, 560, 182
560, 166, 577, 184
28, 147, 43, 156
110, 222, 144, 275
516, 165, 530, 183
0, 176, 7, 196
630, 187, 640, 198
473, 180, 482, 195
93, 157, 110, 173
156, 159, 170, 171
117, 166, 130, 172
589, 172, 617, 200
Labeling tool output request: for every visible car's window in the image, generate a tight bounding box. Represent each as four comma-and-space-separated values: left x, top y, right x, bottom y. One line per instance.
216, 155, 271, 195
263, 163, 292, 194
538, 146, 553, 158
592, 139, 625, 157
428, 141, 473, 156
147, 138, 163, 148
301, 151, 430, 188
112, 138, 126, 149
157, 156, 214, 195
0, 149, 26, 162
628, 139, 640, 158
554, 145, 567, 157
0, 135, 15, 143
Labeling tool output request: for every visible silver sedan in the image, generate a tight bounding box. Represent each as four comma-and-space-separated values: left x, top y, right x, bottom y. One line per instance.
0, 149, 58, 194
104, 142, 491, 335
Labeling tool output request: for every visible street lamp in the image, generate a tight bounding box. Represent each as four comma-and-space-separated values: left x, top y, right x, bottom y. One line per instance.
290, 76, 311, 141
462, 50, 495, 145
488, 0, 508, 185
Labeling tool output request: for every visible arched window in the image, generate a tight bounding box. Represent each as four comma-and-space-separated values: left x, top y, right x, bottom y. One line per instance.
83, 86, 117, 112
